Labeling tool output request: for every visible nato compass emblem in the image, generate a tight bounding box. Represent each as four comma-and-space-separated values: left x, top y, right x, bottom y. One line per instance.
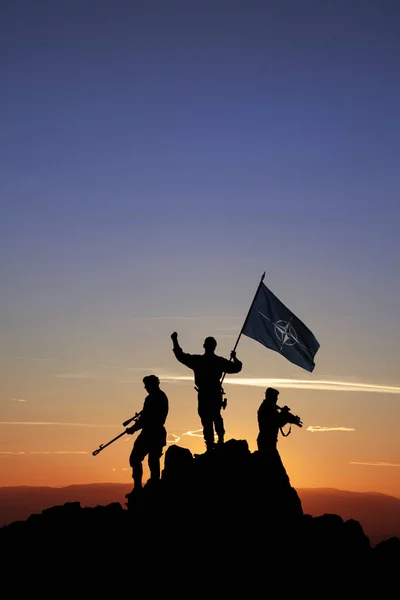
259, 312, 301, 351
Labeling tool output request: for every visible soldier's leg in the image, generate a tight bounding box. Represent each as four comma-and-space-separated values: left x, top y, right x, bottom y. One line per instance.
148, 445, 163, 481
198, 406, 215, 450
129, 434, 147, 489
214, 409, 225, 445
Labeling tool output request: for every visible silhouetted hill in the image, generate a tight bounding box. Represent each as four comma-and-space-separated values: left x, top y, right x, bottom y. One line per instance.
298, 487, 400, 547
1, 480, 399, 546
0, 482, 133, 527
1, 440, 399, 589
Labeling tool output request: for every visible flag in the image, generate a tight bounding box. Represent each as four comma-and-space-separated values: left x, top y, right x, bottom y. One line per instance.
242, 281, 320, 372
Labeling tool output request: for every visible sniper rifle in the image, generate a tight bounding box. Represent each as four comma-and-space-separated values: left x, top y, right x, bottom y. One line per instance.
92, 411, 142, 456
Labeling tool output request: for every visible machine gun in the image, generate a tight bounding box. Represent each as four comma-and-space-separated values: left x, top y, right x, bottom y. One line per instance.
277, 404, 303, 436
92, 411, 142, 456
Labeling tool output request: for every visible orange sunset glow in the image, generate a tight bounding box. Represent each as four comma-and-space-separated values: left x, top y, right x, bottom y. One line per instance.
1, 0, 399, 512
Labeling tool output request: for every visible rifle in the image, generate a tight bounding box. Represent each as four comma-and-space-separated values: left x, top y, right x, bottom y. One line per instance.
92, 411, 142, 456
277, 404, 303, 436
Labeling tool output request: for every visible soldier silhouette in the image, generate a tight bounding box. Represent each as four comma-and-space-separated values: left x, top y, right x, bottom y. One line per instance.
126, 374, 169, 494
256, 387, 302, 483
171, 332, 242, 452
257, 387, 303, 450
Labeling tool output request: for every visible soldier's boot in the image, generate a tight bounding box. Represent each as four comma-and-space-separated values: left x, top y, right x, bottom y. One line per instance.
205, 440, 215, 452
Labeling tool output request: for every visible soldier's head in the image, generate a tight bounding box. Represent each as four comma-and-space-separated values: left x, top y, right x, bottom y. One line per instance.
143, 374, 160, 392
203, 336, 217, 353
265, 387, 279, 404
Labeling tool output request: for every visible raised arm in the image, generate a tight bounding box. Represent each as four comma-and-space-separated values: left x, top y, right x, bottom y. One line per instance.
171, 331, 181, 353
171, 332, 194, 368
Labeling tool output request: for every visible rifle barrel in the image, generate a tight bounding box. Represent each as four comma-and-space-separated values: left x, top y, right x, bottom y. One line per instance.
92, 411, 141, 457
92, 430, 127, 456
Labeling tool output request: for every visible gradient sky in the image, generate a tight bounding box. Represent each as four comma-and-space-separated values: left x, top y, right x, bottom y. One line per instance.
1, 0, 400, 497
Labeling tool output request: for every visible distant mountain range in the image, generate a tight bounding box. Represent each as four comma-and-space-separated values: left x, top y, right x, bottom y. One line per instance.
298, 487, 400, 547
1, 483, 399, 546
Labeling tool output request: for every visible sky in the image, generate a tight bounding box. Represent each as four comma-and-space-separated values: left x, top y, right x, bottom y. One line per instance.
1, 0, 400, 497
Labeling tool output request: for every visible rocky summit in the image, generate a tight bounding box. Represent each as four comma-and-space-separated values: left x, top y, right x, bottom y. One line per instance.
1, 440, 399, 592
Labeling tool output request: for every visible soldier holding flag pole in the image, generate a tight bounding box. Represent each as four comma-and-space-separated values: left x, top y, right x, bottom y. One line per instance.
171, 333, 242, 452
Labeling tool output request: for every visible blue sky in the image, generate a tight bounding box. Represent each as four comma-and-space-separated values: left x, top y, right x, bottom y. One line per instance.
1, 1, 399, 492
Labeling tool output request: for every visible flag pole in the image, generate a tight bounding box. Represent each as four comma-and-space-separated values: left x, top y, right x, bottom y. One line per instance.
220, 271, 265, 386
232, 271, 266, 352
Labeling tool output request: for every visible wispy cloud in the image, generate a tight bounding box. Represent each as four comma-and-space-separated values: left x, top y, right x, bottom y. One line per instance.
0, 421, 118, 428
127, 367, 161, 372
12, 398, 27, 403
54, 366, 161, 380
0, 424, 389, 458
184, 429, 204, 438
53, 370, 103, 379
0, 451, 88, 455
164, 375, 400, 395
53, 368, 399, 395
0, 451, 26, 455
13, 357, 58, 362
307, 426, 355, 432
99, 365, 156, 371
0, 422, 204, 438
30, 451, 88, 455
166, 429, 205, 443
350, 461, 400, 468
0, 426, 203, 454
0, 421, 358, 437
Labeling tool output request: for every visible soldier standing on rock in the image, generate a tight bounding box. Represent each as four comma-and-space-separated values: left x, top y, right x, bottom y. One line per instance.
256, 387, 302, 483
126, 374, 169, 495
171, 332, 242, 452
